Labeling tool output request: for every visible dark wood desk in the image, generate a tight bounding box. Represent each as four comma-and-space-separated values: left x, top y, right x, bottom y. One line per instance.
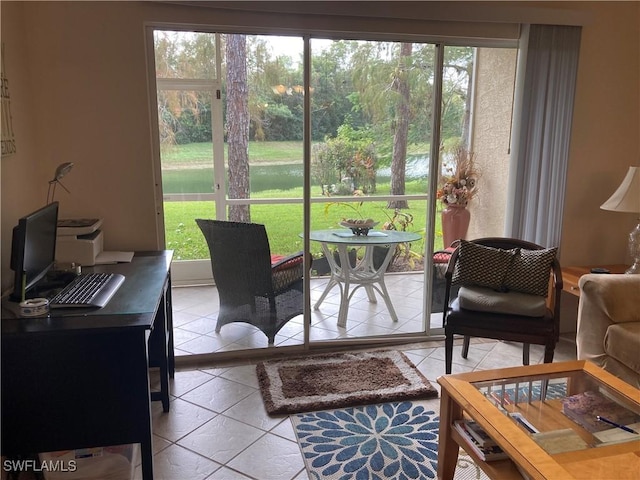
1, 251, 174, 480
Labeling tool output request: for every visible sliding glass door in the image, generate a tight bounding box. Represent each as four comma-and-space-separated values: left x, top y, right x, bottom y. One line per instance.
149, 27, 517, 354
307, 39, 436, 341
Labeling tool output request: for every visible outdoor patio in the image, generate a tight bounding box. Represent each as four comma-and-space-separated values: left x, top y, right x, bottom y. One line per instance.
172, 272, 444, 356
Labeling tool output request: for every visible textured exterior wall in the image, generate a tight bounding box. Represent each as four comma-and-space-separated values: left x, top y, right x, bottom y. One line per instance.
468, 47, 517, 241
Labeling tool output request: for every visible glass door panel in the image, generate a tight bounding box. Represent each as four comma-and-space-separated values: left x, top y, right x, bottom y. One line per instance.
150, 27, 518, 355
437, 45, 516, 242
309, 39, 435, 342
221, 34, 305, 258
433, 45, 517, 330
154, 30, 222, 283
157, 87, 219, 282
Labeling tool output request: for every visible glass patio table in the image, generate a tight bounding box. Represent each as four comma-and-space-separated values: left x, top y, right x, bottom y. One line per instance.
437, 360, 640, 479
304, 229, 421, 328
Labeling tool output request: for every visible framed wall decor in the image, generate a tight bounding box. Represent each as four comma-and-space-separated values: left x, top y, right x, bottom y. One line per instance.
1, 42, 17, 157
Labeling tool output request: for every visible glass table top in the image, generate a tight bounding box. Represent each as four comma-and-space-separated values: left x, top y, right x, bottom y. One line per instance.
307, 229, 422, 245
470, 369, 640, 454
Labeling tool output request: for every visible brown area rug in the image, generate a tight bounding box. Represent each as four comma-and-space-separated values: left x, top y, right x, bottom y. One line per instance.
256, 350, 438, 415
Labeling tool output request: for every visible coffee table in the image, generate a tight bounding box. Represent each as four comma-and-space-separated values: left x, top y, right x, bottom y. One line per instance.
437, 361, 640, 479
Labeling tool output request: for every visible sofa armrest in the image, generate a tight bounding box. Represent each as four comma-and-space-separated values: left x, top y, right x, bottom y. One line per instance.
576, 274, 640, 361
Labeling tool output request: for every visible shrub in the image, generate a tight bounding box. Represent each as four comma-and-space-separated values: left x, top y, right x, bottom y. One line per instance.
311, 127, 378, 195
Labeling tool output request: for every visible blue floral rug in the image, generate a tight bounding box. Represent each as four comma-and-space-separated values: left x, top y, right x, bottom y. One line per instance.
291, 400, 488, 480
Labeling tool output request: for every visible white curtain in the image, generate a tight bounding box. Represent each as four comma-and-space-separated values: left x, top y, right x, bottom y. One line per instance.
507, 24, 582, 248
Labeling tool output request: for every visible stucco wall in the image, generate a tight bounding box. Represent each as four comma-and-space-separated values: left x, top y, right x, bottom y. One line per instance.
468, 47, 518, 241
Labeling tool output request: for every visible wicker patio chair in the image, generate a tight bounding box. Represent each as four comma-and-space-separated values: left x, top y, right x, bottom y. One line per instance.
431, 241, 460, 313
442, 237, 562, 374
196, 219, 304, 346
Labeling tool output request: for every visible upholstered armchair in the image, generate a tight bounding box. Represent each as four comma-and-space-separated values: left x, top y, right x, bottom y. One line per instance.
577, 273, 640, 388
442, 238, 562, 374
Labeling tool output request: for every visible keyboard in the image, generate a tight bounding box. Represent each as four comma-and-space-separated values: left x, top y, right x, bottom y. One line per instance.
49, 272, 125, 308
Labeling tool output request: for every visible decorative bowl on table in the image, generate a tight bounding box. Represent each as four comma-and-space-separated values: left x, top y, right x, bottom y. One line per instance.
339, 219, 379, 236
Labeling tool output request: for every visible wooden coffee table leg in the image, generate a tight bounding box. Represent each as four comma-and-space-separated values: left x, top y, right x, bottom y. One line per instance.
438, 388, 462, 480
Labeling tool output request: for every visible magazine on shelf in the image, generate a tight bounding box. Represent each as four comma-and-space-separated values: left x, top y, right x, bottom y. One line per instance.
453, 420, 508, 461
463, 420, 497, 447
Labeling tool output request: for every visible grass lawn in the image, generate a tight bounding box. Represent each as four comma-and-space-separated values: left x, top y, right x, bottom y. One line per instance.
161, 140, 441, 262
161, 141, 304, 166
160, 140, 430, 166
164, 192, 445, 261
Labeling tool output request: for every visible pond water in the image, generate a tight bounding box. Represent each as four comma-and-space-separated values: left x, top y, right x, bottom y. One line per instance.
162, 155, 430, 194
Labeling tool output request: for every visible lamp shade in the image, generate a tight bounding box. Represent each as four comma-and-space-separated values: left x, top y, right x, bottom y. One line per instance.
47, 162, 74, 204
600, 166, 640, 214
52, 162, 74, 181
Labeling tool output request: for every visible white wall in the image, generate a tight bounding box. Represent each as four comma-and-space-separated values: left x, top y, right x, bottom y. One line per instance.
1, 2, 46, 289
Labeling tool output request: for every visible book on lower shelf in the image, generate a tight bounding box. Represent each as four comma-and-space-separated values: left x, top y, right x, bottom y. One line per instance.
453, 420, 508, 461
463, 419, 498, 447
561, 390, 640, 433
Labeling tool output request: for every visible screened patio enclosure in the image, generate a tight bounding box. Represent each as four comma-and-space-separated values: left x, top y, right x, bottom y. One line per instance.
147, 27, 556, 356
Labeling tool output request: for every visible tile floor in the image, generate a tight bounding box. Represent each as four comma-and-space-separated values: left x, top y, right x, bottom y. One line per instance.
9, 281, 577, 480
135, 281, 578, 480
171, 273, 443, 355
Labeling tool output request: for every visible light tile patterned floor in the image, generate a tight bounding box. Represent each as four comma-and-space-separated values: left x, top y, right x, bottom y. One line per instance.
172, 273, 441, 355
135, 282, 578, 479
8, 281, 576, 480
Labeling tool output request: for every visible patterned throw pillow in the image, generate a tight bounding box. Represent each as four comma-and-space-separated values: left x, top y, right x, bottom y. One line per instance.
452, 240, 517, 290
503, 247, 557, 297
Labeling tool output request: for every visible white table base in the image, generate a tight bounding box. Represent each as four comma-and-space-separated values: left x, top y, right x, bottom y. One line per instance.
314, 243, 399, 328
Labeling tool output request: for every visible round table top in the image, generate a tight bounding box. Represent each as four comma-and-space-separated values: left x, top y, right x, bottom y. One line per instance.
305, 229, 422, 245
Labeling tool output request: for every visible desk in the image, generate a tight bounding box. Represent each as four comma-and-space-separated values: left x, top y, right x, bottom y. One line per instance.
561, 264, 628, 297
1, 251, 174, 480
308, 229, 421, 327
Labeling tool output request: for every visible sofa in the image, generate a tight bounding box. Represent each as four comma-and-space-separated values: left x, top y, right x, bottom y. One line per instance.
576, 273, 640, 388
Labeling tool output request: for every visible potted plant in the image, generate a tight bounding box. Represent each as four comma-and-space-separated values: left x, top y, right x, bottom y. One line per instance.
373, 209, 422, 271
437, 146, 480, 247
311, 249, 357, 276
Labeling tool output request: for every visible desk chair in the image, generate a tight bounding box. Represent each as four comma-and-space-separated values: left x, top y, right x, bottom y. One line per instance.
442, 238, 562, 374
196, 219, 304, 345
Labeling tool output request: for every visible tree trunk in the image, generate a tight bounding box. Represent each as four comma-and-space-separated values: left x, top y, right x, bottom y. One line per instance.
225, 34, 250, 222
388, 42, 412, 210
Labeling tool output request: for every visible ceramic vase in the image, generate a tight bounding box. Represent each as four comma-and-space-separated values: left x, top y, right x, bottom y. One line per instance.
441, 204, 471, 247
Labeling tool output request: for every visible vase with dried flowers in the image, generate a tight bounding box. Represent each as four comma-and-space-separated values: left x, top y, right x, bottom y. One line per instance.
437, 147, 479, 247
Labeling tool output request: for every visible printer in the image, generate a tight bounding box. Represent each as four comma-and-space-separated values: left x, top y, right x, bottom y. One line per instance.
56, 218, 104, 266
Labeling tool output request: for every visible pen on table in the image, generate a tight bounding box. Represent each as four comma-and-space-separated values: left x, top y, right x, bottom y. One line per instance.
596, 416, 639, 434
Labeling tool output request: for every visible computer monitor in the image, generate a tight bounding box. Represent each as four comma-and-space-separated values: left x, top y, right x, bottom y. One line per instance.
10, 202, 59, 301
